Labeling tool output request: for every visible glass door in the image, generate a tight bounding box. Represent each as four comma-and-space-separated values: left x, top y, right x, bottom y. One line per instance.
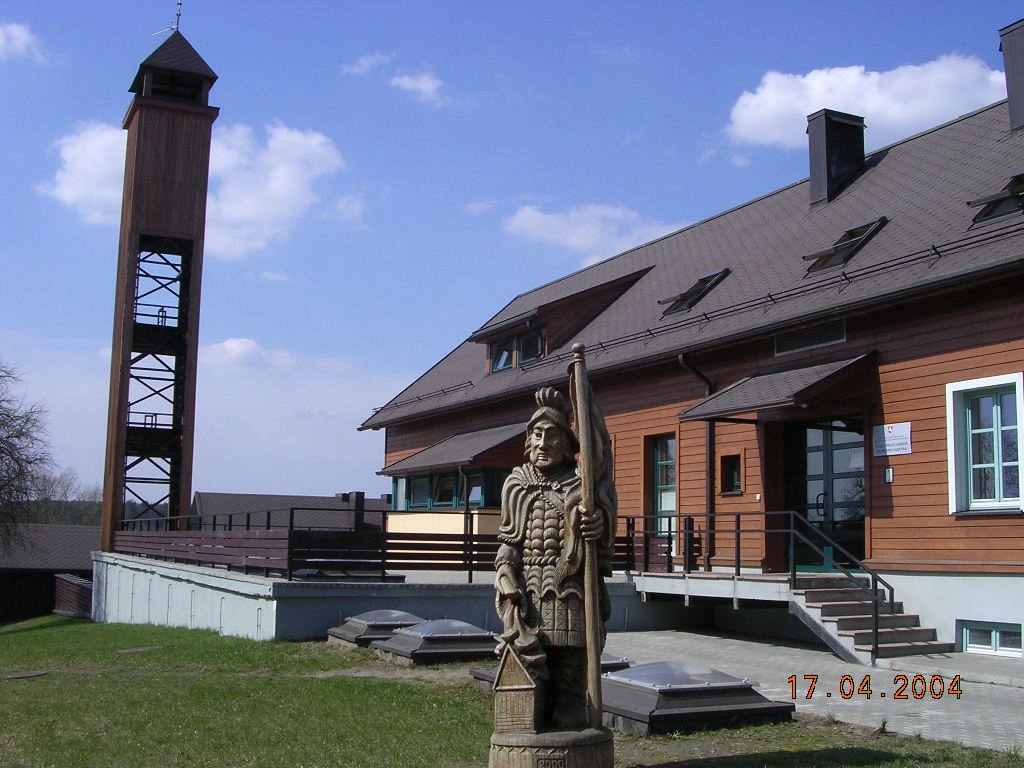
786, 420, 865, 571
652, 435, 677, 554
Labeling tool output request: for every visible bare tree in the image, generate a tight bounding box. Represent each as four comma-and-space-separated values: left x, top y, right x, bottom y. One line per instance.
31, 466, 102, 525
0, 363, 52, 548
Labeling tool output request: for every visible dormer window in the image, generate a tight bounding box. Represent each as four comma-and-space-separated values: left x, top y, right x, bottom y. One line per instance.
804, 216, 887, 273
489, 330, 545, 373
519, 330, 543, 363
491, 339, 514, 372
968, 173, 1024, 229
659, 269, 730, 317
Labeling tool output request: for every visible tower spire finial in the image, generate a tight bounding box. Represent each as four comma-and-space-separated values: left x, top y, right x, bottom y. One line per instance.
151, 1, 184, 36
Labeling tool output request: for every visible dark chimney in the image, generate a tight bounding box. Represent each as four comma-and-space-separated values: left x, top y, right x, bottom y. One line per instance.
807, 109, 866, 204
1000, 19, 1024, 131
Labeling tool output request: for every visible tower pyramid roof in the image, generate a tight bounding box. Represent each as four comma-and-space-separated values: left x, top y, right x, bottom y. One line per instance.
129, 30, 217, 94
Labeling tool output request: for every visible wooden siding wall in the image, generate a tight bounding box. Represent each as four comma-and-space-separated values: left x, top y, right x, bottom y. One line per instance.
127, 100, 217, 238
598, 366, 701, 529
861, 284, 1024, 573
381, 279, 1024, 573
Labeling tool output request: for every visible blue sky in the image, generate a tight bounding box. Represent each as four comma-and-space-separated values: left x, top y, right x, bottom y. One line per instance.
1, 1, 1019, 498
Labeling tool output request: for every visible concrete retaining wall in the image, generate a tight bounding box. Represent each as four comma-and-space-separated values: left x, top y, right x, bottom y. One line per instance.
92, 552, 700, 641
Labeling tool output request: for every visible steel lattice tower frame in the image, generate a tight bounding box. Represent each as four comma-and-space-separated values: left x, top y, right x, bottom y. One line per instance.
100, 32, 219, 551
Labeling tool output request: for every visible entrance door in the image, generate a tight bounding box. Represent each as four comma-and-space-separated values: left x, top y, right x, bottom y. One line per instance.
652, 434, 677, 555
785, 420, 865, 571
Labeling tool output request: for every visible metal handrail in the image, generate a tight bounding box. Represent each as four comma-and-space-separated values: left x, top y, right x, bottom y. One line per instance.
627, 509, 895, 662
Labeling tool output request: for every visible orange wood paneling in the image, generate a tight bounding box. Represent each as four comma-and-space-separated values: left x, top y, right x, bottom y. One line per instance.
381, 281, 1024, 574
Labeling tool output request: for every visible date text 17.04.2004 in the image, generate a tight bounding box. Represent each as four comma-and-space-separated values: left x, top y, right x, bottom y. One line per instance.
787, 674, 962, 700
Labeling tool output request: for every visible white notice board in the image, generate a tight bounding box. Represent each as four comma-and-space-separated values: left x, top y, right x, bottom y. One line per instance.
872, 422, 912, 456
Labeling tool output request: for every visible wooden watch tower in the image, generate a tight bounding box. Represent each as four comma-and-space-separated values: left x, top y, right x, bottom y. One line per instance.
100, 31, 219, 551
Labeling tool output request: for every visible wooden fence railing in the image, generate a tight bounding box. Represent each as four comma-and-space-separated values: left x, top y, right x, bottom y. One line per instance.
114, 507, 645, 580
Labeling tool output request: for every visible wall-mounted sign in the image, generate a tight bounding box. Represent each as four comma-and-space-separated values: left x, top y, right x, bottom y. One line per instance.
872, 422, 912, 456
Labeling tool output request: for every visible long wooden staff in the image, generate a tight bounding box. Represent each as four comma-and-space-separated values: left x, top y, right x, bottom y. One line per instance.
570, 343, 603, 730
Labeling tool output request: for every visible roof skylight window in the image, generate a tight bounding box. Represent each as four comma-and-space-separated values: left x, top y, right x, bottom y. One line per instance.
968, 173, 1024, 229
804, 216, 887, 273
659, 268, 730, 316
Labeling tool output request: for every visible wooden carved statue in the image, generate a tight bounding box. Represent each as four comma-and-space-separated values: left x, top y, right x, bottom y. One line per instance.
491, 345, 617, 768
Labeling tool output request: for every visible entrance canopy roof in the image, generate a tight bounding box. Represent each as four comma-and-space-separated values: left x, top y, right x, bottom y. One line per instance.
379, 422, 527, 476
679, 354, 873, 422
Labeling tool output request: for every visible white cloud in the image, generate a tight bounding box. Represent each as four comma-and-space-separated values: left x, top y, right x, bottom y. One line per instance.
503, 204, 684, 265
465, 199, 497, 216
39, 120, 346, 259
330, 193, 368, 227
245, 270, 290, 283
0, 22, 44, 62
593, 44, 640, 62
390, 71, 449, 107
200, 337, 295, 369
727, 54, 1006, 151
36, 122, 125, 224
697, 148, 718, 165
206, 123, 344, 258
342, 52, 393, 75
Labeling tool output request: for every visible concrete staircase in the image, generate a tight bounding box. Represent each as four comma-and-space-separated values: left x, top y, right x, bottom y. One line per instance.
789, 575, 954, 664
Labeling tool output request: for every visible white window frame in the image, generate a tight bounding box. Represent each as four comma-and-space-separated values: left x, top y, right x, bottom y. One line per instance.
961, 621, 1023, 657
946, 372, 1024, 515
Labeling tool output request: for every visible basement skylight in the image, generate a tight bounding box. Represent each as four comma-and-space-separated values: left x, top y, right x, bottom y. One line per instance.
659, 268, 730, 316
968, 173, 1024, 229
804, 216, 887, 273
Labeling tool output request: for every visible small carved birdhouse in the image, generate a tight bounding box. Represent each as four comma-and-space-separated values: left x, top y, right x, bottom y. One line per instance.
493, 646, 543, 733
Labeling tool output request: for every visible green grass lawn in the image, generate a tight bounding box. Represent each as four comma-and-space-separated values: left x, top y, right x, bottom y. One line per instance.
0, 616, 491, 768
1, 616, 1020, 768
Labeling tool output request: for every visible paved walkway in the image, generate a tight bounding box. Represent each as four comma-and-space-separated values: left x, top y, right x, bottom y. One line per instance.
604, 630, 1023, 753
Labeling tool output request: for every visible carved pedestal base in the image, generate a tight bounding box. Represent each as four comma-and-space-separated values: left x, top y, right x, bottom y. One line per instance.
489, 728, 613, 768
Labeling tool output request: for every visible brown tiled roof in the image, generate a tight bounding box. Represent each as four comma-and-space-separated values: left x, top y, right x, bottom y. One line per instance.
679, 354, 873, 421
379, 422, 527, 475
0, 524, 99, 571
362, 102, 1024, 430
192, 492, 389, 529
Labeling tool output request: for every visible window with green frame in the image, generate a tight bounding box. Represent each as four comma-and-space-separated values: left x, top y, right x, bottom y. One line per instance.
408, 476, 431, 509
652, 435, 677, 537
432, 475, 457, 507
946, 374, 1023, 514
393, 469, 510, 511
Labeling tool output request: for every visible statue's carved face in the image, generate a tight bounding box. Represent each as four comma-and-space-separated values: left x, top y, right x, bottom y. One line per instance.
528, 418, 573, 471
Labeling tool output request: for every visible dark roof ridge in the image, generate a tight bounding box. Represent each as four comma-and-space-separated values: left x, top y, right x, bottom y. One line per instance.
358, 343, 476, 429
497, 100, 1011, 314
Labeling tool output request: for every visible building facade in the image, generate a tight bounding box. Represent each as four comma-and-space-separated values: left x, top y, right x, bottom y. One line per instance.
363, 22, 1024, 659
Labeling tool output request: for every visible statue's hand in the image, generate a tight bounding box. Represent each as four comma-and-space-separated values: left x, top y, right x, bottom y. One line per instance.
579, 502, 604, 541
495, 563, 522, 604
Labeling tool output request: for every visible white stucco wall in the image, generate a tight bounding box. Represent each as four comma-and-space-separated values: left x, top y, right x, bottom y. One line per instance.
92, 552, 278, 640
880, 571, 1024, 646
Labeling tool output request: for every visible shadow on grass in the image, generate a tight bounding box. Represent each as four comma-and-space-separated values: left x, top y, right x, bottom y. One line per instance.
631, 746, 912, 768
0, 615, 88, 638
